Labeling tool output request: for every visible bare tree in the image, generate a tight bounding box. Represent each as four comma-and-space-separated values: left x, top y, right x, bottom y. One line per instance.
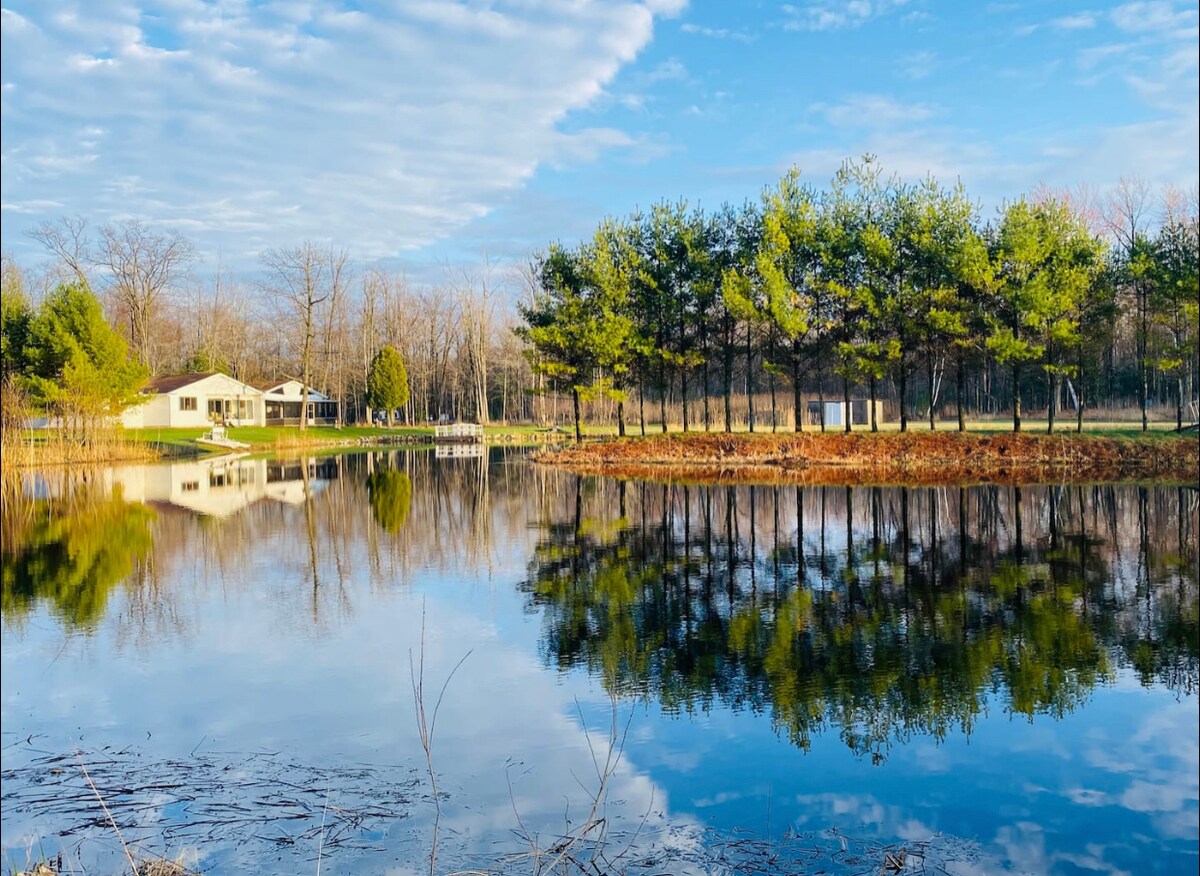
452, 256, 500, 425
27, 216, 91, 286
260, 242, 345, 431
97, 220, 195, 371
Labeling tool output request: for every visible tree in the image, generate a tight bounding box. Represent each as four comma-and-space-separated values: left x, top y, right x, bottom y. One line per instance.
260, 243, 346, 432
988, 199, 1102, 432
1149, 206, 1200, 431
756, 167, 818, 432
366, 345, 410, 427
24, 282, 148, 443
516, 244, 633, 442
97, 220, 195, 371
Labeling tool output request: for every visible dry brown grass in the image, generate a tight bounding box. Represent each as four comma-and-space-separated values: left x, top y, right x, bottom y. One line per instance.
536, 431, 1199, 485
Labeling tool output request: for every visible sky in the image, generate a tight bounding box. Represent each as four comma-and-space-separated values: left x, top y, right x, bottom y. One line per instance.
1, 0, 1197, 282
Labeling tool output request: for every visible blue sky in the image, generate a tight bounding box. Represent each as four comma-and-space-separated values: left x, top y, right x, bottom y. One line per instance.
1, 0, 1197, 280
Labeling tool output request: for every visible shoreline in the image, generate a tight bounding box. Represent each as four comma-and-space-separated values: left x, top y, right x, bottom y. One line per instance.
0, 427, 570, 472
534, 431, 1200, 486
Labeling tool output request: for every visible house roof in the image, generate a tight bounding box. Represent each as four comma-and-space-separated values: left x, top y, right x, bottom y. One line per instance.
145, 372, 217, 394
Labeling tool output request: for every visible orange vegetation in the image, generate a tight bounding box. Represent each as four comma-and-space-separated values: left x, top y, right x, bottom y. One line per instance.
535, 432, 1199, 486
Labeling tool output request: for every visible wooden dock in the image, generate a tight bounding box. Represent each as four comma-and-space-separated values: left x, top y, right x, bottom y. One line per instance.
434, 423, 484, 444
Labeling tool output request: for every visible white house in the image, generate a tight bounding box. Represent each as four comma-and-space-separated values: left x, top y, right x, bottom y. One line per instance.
121, 372, 266, 429
121, 373, 342, 429
259, 379, 340, 426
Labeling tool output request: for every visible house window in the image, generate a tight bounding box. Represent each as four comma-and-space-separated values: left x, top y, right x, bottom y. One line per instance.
208, 399, 224, 421
181, 481, 199, 492
180, 396, 198, 411
238, 400, 254, 420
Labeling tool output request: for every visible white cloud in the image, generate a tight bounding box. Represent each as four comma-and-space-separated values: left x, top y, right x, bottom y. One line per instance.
782, 0, 912, 32
812, 94, 936, 129
1052, 13, 1098, 29
1111, 1, 1199, 34
0, 0, 680, 263
899, 49, 937, 80
681, 22, 754, 42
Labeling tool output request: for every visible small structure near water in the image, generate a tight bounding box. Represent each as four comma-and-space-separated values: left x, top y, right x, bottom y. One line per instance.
806, 398, 886, 428
434, 422, 484, 444
196, 426, 250, 450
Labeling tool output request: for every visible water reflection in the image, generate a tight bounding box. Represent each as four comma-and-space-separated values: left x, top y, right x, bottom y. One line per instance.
1, 453, 1197, 875
523, 481, 1199, 758
1, 480, 154, 629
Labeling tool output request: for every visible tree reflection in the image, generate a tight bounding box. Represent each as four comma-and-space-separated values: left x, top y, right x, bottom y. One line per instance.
367, 469, 413, 535
522, 483, 1199, 760
2, 484, 154, 629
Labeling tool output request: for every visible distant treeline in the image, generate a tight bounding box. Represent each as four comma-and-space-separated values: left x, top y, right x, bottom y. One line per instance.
519, 158, 1198, 437
1, 158, 1196, 437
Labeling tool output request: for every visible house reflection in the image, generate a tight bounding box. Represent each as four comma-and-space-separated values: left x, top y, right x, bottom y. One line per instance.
112, 456, 340, 518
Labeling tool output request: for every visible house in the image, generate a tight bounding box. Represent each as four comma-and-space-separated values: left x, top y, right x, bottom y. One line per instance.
121, 372, 342, 429
258, 379, 340, 426
121, 372, 266, 429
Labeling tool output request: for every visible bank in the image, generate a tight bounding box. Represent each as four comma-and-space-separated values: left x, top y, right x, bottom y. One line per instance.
535, 430, 1200, 485
0, 424, 571, 470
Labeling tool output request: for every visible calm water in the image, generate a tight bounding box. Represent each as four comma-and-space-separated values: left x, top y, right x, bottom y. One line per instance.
1, 449, 1197, 875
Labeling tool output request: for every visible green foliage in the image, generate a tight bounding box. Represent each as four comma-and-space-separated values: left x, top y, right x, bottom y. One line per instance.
21, 282, 148, 434
516, 241, 634, 437
1, 272, 33, 381
366, 345, 410, 423
1, 488, 155, 629
366, 469, 412, 534
184, 348, 231, 376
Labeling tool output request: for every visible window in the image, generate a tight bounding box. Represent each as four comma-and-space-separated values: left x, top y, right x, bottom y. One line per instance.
181, 481, 199, 492
238, 399, 254, 420
180, 396, 197, 411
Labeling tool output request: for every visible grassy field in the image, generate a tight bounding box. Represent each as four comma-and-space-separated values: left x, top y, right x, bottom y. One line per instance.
124, 422, 573, 455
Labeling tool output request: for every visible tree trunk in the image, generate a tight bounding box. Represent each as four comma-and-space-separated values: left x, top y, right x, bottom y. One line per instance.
703, 356, 711, 432
1012, 361, 1022, 432
572, 386, 582, 443
898, 355, 908, 432
746, 326, 755, 433
792, 341, 803, 433
842, 375, 851, 433
681, 369, 689, 433
723, 315, 733, 433
817, 364, 826, 433
617, 399, 626, 438
956, 350, 966, 433
870, 375, 878, 432
1077, 348, 1085, 433
639, 375, 646, 436
927, 351, 936, 431
659, 357, 668, 434
1139, 286, 1148, 432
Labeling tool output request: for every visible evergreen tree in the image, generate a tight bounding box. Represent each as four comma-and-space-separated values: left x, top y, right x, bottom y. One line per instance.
366, 344, 410, 427
24, 282, 148, 443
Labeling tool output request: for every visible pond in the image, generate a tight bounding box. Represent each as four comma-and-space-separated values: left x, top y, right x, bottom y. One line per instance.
2, 448, 1197, 875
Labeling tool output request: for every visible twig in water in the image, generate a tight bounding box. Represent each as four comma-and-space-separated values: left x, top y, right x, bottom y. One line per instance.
315, 792, 330, 876
409, 600, 472, 876
75, 751, 138, 876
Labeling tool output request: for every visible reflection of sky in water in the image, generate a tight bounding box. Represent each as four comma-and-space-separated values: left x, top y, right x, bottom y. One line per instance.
1, 451, 1197, 875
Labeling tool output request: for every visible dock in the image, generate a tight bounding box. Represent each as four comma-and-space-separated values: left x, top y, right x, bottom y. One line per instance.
196, 425, 251, 451
433, 423, 484, 444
